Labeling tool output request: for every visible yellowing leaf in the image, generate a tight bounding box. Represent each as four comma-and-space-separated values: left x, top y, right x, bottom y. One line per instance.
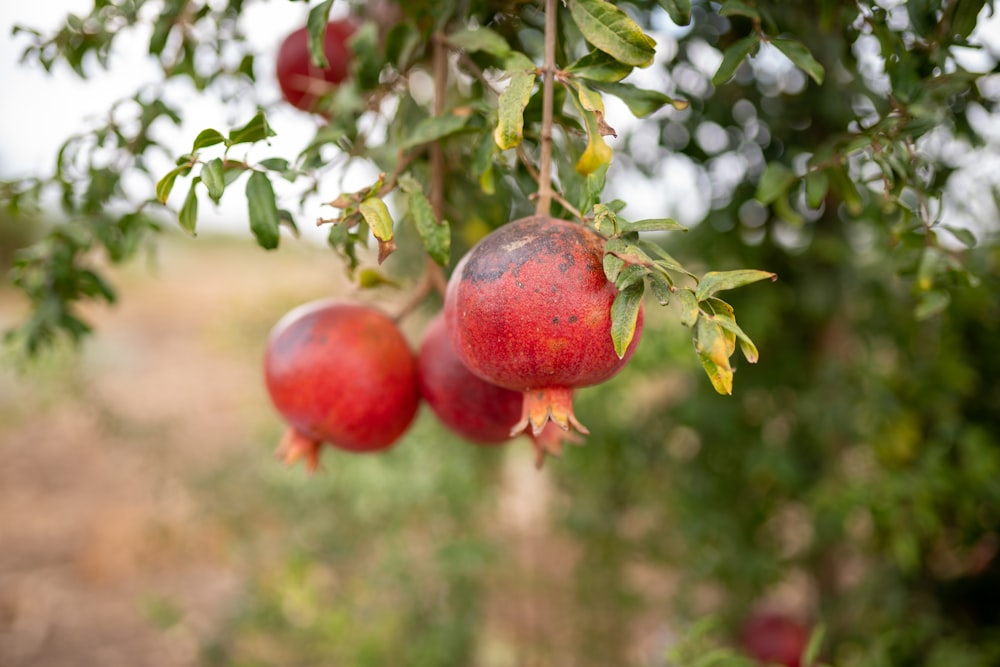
493, 67, 536, 150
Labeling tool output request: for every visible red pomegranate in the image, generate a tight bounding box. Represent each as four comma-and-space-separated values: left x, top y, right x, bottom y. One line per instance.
444, 215, 643, 457
418, 312, 582, 464
739, 612, 810, 667
275, 19, 355, 112
418, 313, 521, 445
263, 299, 419, 471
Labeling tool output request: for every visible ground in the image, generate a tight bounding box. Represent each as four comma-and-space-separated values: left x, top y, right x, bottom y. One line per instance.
0, 234, 353, 667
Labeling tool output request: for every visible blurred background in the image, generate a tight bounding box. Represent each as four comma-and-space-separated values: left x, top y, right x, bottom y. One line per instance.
2, 1, 1000, 667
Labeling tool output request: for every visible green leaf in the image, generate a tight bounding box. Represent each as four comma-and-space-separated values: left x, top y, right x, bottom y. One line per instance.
259, 157, 291, 173
409, 190, 451, 266
940, 224, 976, 248
618, 218, 688, 234
567, 49, 634, 82
756, 162, 796, 204
603, 251, 626, 283
592, 80, 685, 116
802, 624, 826, 667
306, 0, 335, 68
179, 180, 198, 236
656, 0, 691, 26
447, 27, 511, 58
718, 0, 761, 20
805, 169, 829, 209
677, 288, 700, 328
568, 0, 657, 68
228, 111, 275, 146
246, 171, 280, 250
950, 0, 986, 39
155, 165, 188, 204
494, 67, 537, 150
201, 158, 225, 203
615, 264, 648, 291
401, 113, 470, 150
647, 272, 673, 305
358, 268, 401, 289
771, 38, 825, 85
915, 290, 950, 320
191, 128, 226, 152
610, 281, 644, 358
696, 269, 777, 301
694, 317, 734, 395
712, 34, 759, 85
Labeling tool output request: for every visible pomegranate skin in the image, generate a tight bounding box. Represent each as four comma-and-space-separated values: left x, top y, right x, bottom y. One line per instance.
444, 215, 643, 445
739, 612, 809, 667
275, 20, 354, 112
264, 300, 419, 469
417, 313, 521, 445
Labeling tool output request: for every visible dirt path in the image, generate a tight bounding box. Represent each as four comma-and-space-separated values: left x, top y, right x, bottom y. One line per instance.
0, 234, 349, 667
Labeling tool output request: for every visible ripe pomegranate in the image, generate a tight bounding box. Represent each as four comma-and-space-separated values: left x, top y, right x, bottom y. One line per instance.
418, 312, 582, 464
444, 215, 643, 458
739, 612, 810, 667
263, 299, 419, 471
418, 313, 521, 445
275, 19, 355, 112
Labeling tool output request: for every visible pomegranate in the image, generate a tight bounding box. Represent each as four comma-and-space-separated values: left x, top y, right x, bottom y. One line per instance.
444, 215, 643, 457
418, 313, 521, 445
263, 299, 419, 471
418, 312, 582, 464
739, 612, 810, 667
275, 19, 355, 113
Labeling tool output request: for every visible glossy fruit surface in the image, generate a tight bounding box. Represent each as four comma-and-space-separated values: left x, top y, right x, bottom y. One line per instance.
444, 215, 643, 455
418, 313, 521, 445
739, 612, 809, 667
264, 299, 419, 470
275, 19, 354, 112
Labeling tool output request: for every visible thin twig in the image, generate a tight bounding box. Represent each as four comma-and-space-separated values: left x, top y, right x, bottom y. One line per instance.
535, 0, 558, 217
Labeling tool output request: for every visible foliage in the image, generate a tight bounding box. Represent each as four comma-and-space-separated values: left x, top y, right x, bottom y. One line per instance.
3, 0, 1000, 665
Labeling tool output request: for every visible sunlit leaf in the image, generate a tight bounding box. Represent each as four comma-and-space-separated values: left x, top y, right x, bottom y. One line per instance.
618, 217, 688, 233
359, 197, 395, 264
568, 0, 657, 67
678, 288, 700, 327
155, 165, 189, 204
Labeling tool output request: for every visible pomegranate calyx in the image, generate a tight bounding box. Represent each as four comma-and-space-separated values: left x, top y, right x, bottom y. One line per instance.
511, 387, 590, 446
530, 421, 585, 468
275, 427, 324, 474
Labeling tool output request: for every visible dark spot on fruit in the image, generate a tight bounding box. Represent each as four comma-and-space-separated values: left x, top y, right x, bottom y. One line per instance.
552, 316, 560, 325
569, 315, 579, 323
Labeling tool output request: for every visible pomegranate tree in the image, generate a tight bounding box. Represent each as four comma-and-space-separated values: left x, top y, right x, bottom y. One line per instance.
418, 312, 580, 464
444, 215, 643, 457
275, 19, 354, 113
263, 299, 419, 471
